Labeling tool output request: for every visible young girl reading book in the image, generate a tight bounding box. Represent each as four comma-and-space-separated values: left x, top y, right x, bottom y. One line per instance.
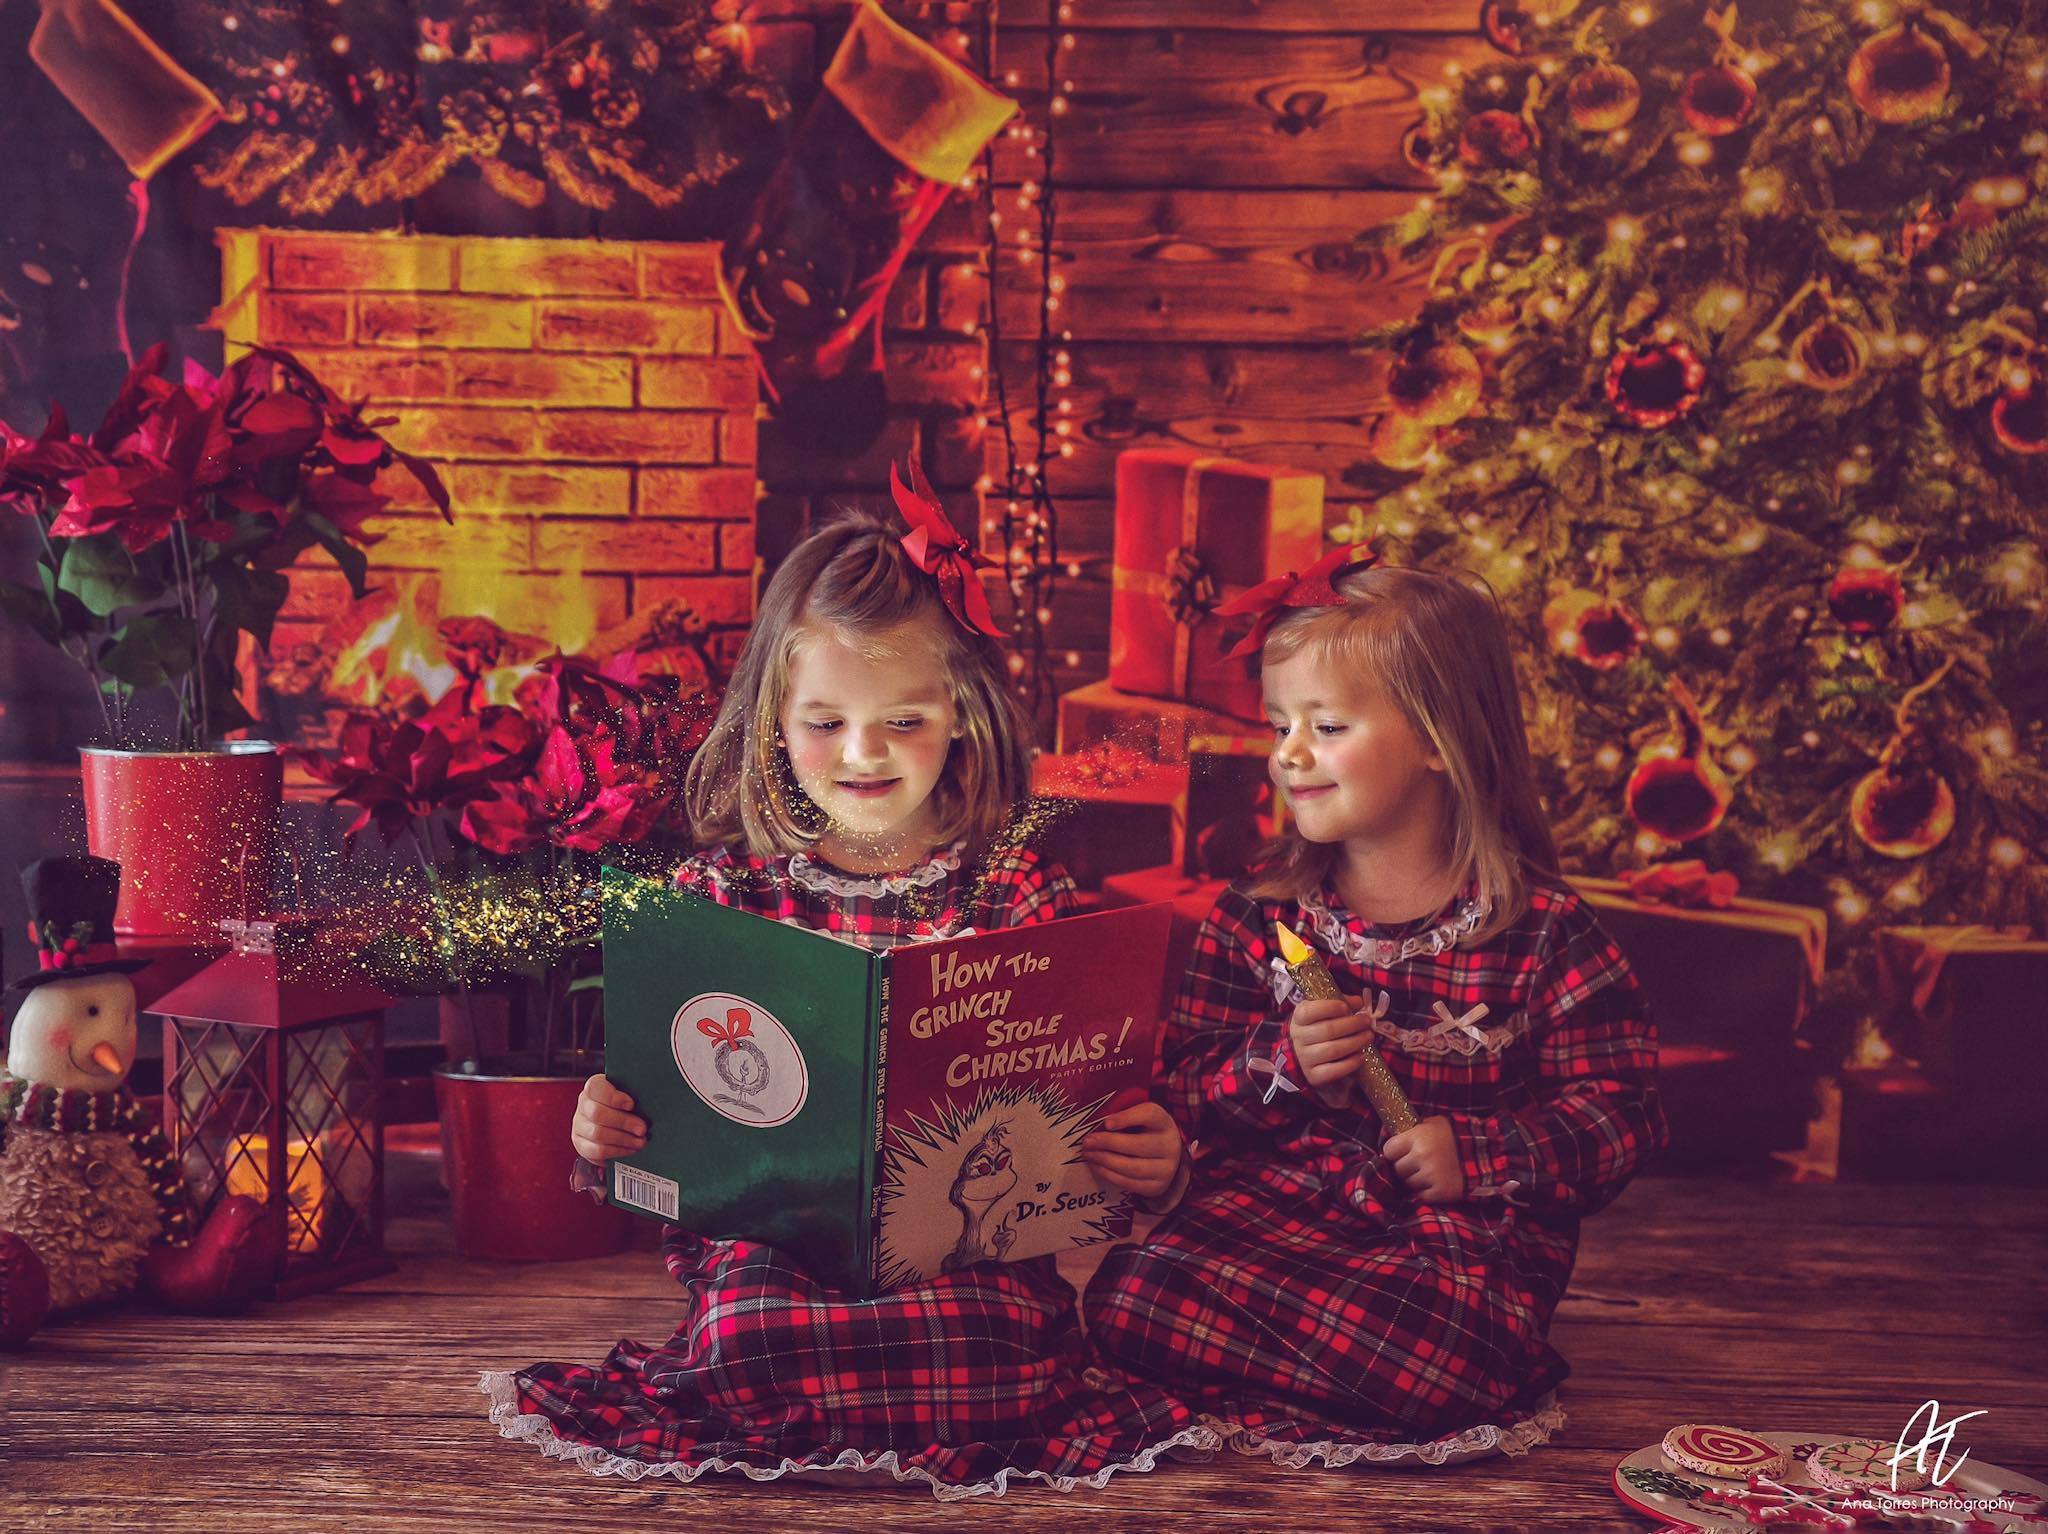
1084, 554, 1669, 1466
483, 470, 1192, 1496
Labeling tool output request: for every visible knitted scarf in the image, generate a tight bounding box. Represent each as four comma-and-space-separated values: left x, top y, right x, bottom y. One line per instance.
0, 1073, 195, 1247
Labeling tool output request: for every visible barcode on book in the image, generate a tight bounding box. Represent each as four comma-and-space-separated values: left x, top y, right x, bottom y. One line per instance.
614, 1164, 679, 1221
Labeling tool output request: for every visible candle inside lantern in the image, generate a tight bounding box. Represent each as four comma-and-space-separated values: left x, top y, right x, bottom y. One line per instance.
1273, 920, 1419, 1134
226, 1134, 327, 1254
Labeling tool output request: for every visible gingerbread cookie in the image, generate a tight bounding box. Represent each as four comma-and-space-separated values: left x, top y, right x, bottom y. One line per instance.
1661, 1423, 1788, 1480
1808, 1436, 1930, 1494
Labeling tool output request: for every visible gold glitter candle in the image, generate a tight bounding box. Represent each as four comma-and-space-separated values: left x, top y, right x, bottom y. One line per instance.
1274, 920, 1418, 1134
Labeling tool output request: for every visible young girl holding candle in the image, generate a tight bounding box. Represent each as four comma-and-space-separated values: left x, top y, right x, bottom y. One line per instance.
483, 470, 1194, 1497
1083, 553, 1668, 1466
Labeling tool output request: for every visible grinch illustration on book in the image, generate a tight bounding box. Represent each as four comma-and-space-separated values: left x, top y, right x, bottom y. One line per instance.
941, 1119, 1017, 1273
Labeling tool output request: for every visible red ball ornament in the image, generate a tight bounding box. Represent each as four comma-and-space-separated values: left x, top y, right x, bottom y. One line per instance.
1681, 63, 1758, 136
1847, 23, 1951, 125
1543, 590, 1645, 670
1850, 758, 1956, 858
1567, 63, 1641, 132
1826, 566, 1904, 635
1605, 341, 1706, 429
1460, 109, 1536, 169
1626, 680, 1733, 843
1990, 387, 2048, 455
1792, 318, 1870, 392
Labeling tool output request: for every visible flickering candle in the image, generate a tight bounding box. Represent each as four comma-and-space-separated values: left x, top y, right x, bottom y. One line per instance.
1274, 920, 1418, 1134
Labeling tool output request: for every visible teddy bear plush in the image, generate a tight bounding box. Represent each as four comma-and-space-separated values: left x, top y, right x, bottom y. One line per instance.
0, 855, 275, 1347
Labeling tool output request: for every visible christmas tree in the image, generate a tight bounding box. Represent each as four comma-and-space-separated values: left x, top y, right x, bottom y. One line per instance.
1354, 0, 2048, 1034
126, 0, 788, 214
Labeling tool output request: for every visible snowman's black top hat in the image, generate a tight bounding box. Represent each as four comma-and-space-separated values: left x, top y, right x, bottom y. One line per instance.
8, 856, 150, 993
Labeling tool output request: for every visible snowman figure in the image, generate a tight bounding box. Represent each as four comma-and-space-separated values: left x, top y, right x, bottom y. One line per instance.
0, 856, 274, 1348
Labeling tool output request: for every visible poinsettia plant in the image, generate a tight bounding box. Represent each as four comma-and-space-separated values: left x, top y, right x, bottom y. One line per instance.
296, 632, 719, 1071
0, 343, 449, 747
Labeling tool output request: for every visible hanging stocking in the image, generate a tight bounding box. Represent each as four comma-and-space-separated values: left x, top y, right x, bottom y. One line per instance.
29, 0, 221, 180
719, 2, 1014, 454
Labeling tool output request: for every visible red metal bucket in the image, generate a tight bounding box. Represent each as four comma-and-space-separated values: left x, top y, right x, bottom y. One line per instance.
433, 1058, 633, 1262
79, 743, 283, 937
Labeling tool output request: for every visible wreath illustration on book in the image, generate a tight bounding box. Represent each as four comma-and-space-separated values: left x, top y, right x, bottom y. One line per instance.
697, 1006, 770, 1116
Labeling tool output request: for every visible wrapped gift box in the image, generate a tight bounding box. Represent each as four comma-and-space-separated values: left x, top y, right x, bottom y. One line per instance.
1109, 448, 1324, 721
1570, 874, 1825, 1051
1099, 865, 1227, 1044
1183, 732, 1279, 882
1655, 1042, 1815, 1169
1057, 677, 1258, 765
1872, 925, 2048, 1088
1030, 749, 1186, 890
1838, 1063, 2048, 1185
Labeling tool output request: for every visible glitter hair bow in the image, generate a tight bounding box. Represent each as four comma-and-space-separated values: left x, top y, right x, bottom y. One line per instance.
891, 458, 1005, 639
1214, 544, 1378, 660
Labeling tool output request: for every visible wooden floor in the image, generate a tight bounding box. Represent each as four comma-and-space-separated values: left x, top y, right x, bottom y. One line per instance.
5, 1152, 2044, 1534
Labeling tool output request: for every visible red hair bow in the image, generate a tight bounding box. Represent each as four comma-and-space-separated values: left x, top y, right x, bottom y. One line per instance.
891, 459, 1006, 640
1215, 544, 1378, 659
697, 1006, 755, 1049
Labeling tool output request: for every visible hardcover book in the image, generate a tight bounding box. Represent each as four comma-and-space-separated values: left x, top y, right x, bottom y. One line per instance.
600, 871, 1173, 1296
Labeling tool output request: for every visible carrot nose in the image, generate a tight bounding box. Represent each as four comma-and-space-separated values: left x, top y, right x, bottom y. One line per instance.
89, 1040, 126, 1076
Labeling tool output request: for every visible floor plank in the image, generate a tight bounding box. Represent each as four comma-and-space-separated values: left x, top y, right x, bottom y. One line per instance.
4, 1164, 2043, 1532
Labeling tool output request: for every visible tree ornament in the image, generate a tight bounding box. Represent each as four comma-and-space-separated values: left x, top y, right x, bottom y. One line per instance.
1401, 119, 1445, 172
1457, 298, 1521, 347
1850, 659, 1959, 860
1605, 340, 1706, 429
1826, 565, 1904, 634
1544, 589, 1646, 670
1627, 679, 1733, 843
1480, 0, 1533, 56
1369, 413, 1438, 470
1847, 23, 1952, 125
1991, 386, 2048, 454
1681, 63, 1757, 136
1567, 63, 1641, 132
1460, 109, 1536, 168
1792, 317, 1870, 392
1387, 342, 1484, 427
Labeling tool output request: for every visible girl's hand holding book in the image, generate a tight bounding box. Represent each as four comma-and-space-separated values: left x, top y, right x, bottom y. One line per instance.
572, 1073, 648, 1165
1081, 1102, 1184, 1200
1384, 1116, 1466, 1204
1287, 995, 1376, 1107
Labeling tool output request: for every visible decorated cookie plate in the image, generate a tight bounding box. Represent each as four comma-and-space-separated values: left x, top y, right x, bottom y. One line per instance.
1613, 1430, 2048, 1532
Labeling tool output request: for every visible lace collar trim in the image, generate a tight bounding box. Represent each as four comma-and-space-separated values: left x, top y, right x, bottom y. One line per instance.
787, 840, 966, 899
1296, 885, 1487, 969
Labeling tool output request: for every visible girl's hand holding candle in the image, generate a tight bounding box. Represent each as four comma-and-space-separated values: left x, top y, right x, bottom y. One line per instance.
1275, 920, 1420, 1134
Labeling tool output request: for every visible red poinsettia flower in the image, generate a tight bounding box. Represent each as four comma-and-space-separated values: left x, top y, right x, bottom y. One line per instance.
2, 410, 111, 514
250, 345, 451, 520
53, 388, 237, 551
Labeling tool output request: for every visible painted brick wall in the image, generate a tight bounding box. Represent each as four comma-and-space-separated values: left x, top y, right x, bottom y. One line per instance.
213, 230, 761, 680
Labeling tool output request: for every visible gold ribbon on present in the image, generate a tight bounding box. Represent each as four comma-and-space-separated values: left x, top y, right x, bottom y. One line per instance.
1570, 875, 1827, 985
1616, 859, 1741, 909
1873, 924, 2043, 1020
1108, 457, 1246, 698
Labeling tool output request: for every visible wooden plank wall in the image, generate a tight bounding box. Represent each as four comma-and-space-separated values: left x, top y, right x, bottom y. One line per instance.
984, 0, 1493, 700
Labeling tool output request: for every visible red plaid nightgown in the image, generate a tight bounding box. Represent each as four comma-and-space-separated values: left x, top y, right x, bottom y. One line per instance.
1083, 874, 1667, 1465
485, 839, 1202, 1497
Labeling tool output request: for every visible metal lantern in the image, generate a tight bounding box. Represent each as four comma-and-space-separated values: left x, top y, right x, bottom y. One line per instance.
149, 918, 394, 1298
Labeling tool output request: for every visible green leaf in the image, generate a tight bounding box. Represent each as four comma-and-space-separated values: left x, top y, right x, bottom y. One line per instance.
304, 512, 372, 596
209, 562, 292, 652
57, 538, 165, 617
99, 614, 198, 689
0, 581, 62, 644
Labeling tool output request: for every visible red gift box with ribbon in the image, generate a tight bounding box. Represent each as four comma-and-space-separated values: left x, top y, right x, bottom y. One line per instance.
1029, 744, 1187, 890
1873, 925, 2048, 1088
1099, 864, 1227, 1048
1108, 448, 1324, 722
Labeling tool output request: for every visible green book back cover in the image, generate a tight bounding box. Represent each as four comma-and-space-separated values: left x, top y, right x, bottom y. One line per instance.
600, 871, 880, 1292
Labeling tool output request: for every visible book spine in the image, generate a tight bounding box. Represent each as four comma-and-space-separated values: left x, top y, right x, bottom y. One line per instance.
860, 959, 891, 1293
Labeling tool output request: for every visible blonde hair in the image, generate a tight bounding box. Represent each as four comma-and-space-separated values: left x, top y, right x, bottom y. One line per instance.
1246, 562, 1559, 942
683, 508, 1032, 860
